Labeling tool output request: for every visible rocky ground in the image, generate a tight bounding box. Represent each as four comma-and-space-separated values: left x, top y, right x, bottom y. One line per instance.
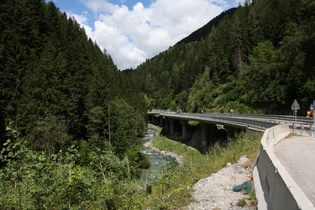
186, 156, 256, 210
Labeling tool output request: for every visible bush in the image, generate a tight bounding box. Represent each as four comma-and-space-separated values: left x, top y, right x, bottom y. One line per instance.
0, 139, 148, 209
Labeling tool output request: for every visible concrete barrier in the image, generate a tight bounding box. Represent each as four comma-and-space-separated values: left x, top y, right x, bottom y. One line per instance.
253, 125, 314, 210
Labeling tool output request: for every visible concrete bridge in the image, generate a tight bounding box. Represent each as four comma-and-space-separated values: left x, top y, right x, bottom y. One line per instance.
148, 111, 314, 146
148, 111, 277, 148
148, 111, 315, 209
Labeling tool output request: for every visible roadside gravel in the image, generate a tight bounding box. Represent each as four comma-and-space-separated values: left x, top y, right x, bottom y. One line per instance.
186, 155, 256, 210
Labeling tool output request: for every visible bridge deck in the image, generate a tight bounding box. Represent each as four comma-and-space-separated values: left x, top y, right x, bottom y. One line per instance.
149, 111, 314, 134
274, 136, 315, 206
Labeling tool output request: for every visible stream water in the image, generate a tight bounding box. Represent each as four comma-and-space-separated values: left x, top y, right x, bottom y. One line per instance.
140, 127, 175, 184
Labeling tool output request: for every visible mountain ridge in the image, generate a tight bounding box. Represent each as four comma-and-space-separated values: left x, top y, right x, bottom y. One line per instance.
175, 8, 237, 46
132, 0, 315, 115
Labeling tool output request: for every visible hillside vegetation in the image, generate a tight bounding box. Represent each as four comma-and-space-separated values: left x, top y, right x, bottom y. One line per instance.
0, 0, 148, 208
131, 0, 315, 114
1, 0, 314, 208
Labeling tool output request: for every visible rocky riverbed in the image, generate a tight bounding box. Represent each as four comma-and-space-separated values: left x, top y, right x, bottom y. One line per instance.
143, 140, 183, 166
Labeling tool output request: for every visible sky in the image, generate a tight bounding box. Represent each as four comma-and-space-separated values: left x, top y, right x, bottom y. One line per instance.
49, 0, 245, 70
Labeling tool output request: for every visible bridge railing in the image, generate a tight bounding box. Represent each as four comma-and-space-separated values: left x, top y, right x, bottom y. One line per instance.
169, 112, 278, 129
154, 111, 314, 136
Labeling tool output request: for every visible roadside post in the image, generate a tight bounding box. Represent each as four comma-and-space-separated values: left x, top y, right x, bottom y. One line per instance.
313, 100, 315, 137
291, 99, 300, 134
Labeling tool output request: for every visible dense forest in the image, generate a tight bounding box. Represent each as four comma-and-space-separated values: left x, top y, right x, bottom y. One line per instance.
1, 0, 315, 208
131, 0, 315, 115
0, 0, 148, 208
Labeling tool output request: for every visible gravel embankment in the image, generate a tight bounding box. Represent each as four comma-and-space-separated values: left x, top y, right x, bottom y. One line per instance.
186, 155, 256, 210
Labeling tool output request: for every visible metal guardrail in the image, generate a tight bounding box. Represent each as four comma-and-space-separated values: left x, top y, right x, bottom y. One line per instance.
173, 113, 277, 130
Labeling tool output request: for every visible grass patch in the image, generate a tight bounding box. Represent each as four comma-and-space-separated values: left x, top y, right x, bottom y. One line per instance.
188, 121, 199, 126
237, 199, 247, 207
249, 183, 257, 206
146, 127, 262, 209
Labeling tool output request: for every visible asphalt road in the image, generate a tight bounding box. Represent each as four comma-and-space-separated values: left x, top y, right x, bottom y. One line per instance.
274, 136, 315, 206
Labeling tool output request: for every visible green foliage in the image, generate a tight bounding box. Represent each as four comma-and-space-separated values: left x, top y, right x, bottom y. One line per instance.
124, 145, 145, 178
28, 112, 71, 156
0, 137, 148, 209
1, 0, 315, 208
110, 99, 146, 158
147, 127, 262, 209
0, 0, 147, 149
86, 106, 107, 149
188, 121, 199, 126
237, 199, 247, 207
0, 1, 148, 208
187, 67, 216, 112
223, 101, 258, 114
130, 0, 315, 114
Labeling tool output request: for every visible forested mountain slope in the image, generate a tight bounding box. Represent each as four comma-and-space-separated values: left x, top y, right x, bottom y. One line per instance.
0, 0, 314, 208
0, 0, 147, 152
132, 0, 315, 114
175, 8, 237, 45
0, 1, 148, 208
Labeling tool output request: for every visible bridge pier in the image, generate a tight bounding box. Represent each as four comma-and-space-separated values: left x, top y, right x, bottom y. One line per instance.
225, 127, 240, 138
164, 118, 170, 133
150, 115, 159, 125
182, 120, 188, 139
209, 124, 219, 144
201, 123, 208, 147
169, 118, 175, 134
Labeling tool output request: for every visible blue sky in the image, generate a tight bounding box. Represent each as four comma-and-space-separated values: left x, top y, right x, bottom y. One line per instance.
49, 0, 245, 70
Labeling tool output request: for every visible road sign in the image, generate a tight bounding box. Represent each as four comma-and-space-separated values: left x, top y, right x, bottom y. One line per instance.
291, 99, 300, 110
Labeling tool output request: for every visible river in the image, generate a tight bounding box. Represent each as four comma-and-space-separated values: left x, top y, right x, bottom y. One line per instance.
140, 127, 175, 184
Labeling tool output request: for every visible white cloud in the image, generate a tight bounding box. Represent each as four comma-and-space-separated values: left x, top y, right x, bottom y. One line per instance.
81, 0, 114, 13
73, 0, 237, 70
68, 12, 88, 25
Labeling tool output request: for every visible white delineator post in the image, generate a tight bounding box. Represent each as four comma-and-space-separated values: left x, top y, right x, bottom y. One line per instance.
313, 100, 315, 137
